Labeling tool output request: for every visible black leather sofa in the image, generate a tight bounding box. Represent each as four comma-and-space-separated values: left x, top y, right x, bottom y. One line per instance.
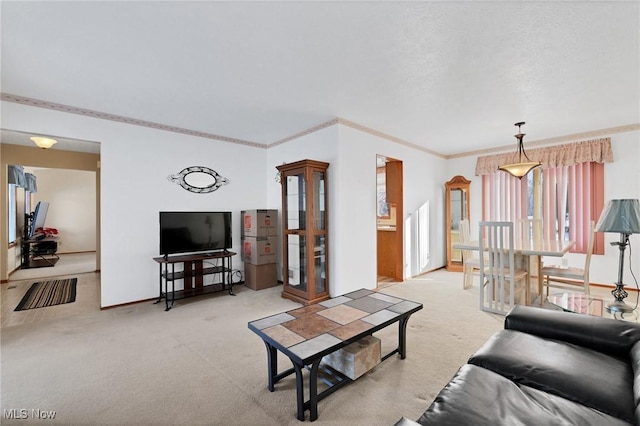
395, 305, 640, 425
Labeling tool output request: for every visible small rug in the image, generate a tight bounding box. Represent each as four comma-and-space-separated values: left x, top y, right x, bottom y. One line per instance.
14, 278, 77, 311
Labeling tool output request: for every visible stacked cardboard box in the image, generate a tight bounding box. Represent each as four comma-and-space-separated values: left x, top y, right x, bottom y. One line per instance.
241, 210, 278, 290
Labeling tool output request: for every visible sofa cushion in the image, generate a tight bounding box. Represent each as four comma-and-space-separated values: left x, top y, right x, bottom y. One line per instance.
505, 305, 640, 358
416, 364, 631, 426
469, 329, 634, 423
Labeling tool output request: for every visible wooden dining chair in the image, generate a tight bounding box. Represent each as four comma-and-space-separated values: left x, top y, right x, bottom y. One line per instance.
539, 220, 595, 305
459, 219, 481, 290
479, 221, 529, 315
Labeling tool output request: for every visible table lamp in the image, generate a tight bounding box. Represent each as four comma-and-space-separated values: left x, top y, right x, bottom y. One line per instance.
595, 199, 640, 313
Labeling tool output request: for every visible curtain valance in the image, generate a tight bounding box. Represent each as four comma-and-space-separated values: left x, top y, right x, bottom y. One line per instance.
7, 165, 37, 192
475, 138, 613, 176
25, 173, 37, 193
7, 165, 26, 187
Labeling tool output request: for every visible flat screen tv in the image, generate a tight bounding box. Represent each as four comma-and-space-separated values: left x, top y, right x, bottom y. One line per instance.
159, 211, 232, 256
29, 201, 50, 238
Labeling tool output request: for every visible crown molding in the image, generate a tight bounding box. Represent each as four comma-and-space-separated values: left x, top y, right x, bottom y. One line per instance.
336, 118, 447, 159
0, 93, 265, 149
3, 92, 638, 159
268, 118, 340, 147
268, 117, 447, 159
446, 123, 640, 159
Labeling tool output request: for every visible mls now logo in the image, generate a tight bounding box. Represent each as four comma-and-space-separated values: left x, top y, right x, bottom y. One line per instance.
4, 408, 57, 420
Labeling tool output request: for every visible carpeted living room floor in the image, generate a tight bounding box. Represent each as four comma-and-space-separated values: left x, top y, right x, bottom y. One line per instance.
0, 267, 619, 425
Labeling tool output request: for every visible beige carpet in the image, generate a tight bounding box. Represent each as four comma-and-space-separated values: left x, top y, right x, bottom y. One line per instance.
0, 269, 504, 425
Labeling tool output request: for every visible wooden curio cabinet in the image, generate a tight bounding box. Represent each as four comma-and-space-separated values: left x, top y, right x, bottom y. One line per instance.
277, 159, 330, 305
445, 175, 471, 272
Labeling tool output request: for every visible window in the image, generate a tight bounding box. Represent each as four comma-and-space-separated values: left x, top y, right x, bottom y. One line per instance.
25, 190, 32, 218
482, 161, 604, 254
417, 201, 430, 270
477, 138, 612, 254
543, 162, 604, 254
8, 184, 16, 244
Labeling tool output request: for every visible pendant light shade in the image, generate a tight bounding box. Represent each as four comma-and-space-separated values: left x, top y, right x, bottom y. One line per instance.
498, 122, 541, 179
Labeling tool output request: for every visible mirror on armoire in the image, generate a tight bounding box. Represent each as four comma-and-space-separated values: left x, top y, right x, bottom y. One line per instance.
445, 175, 470, 271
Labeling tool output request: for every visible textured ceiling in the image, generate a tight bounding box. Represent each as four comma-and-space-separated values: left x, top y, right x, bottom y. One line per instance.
1, 1, 638, 156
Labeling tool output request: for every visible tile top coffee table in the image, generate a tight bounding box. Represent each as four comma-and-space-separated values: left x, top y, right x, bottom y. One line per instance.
248, 288, 423, 422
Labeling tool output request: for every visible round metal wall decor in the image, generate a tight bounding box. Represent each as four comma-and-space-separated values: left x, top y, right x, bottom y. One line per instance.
168, 166, 229, 193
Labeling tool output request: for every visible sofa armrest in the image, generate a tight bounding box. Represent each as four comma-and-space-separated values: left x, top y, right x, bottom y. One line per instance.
504, 305, 640, 358
393, 417, 422, 426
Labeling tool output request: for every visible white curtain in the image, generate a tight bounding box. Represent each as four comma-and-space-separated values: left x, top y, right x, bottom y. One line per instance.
482, 172, 528, 222
542, 166, 568, 241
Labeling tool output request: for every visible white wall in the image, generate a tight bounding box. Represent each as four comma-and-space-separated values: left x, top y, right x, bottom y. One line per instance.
25, 167, 96, 253
266, 123, 448, 297
336, 125, 448, 281
3, 101, 267, 307
446, 130, 640, 287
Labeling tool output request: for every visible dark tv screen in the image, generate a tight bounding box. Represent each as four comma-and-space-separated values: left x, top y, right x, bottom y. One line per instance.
159, 211, 232, 256
29, 201, 50, 238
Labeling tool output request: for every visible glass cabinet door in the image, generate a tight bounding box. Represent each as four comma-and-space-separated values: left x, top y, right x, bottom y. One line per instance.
286, 172, 305, 230
285, 171, 308, 293
449, 188, 466, 264
311, 170, 327, 295
445, 176, 471, 272
287, 234, 306, 292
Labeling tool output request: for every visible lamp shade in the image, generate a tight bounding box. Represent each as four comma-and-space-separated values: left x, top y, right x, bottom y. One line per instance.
595, 199, 640, 234
497, 162, 541, 179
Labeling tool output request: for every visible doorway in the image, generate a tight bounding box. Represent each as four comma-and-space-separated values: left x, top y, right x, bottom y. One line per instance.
2, 169, 99, 327
1, 139, 101, 327
376, 155, 403, 285
11, 166, 98, 281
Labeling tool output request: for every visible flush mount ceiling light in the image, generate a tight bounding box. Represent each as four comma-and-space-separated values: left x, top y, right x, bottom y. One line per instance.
498, 122, 541, 179
30, 136, 58, 149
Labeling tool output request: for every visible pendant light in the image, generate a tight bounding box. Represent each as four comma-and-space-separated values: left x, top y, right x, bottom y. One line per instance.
498, 122, 541, 179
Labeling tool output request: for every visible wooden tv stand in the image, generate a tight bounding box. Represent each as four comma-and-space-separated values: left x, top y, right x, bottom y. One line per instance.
152, 251, 236, 311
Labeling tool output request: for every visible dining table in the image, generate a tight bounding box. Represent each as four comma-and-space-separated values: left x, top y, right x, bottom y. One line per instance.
453, 238, 575, 305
